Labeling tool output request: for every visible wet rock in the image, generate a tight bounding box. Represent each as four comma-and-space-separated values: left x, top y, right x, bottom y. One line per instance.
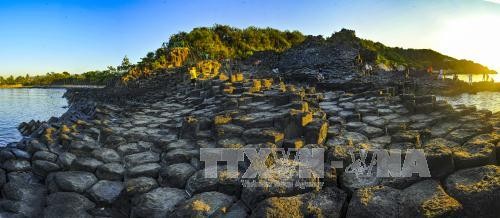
127, 163, 161, 178
57, 152, 76, 169
6, 171, 41, 184
400, 180, 462, 217
43, 205, 93, 218
2, 159, 31, 172
71, 157, 103, 172
32, 160, 61, 177
124, 151, 160, 167
172, 191, 236, 217
46, 192, 95, 210
0, 169, 6, 188
10, 148, 31, 160
69, 140, 100, 155
347, 185, 400, 218
452, 142, 496, 169
131, 187, 188, 217
92, 148, 121, 163
0, 150, 15, 162
125, 177, 158, 196
444, 165, 499, 218
158, 163, 196, 188
161, 149, 196, 165
96, 162, 125, 181
251, 187, 347, 218
32, 151, 58, 162
0, 200, 43, 217
87, 180, 124, 204
2, 182, 46, 205
52, 171, 98, 193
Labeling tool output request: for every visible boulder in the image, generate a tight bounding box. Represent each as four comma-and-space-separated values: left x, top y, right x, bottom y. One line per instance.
452, 142, 496, 169
251, 187, 347, 218
444, 165, 499, 218
400, 180, 462, 217
131, 187, 188, 217
57, 152, 76, 170
87, 180, 124, 204
124, 151, 160, 167
304, 120, 329, 145
347, 185, 400, 218
96, 163, 125, 181
125, 177, 158, 196
2, 160, 31, 172
127, 163, 161, 178
158, 163, 196, 188
52, 171, 98, 193
92, 148, 121, 163
71, 157, 103, 172
32, 151, 58, 162
46, 192, 95, 210
161, 149, 196, 165
32, 160, 61, 177
423, 138, 456, 178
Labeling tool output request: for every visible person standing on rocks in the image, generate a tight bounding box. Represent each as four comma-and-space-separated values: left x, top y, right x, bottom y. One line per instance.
468, 74, 473, 85
189, 67, 198, 87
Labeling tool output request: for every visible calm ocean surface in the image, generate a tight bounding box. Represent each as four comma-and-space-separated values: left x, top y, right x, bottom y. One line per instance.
0, 88, 68, 146
437, 91, 500, 113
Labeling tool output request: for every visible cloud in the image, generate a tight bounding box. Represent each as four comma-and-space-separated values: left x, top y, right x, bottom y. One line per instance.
484, 0, 500, 4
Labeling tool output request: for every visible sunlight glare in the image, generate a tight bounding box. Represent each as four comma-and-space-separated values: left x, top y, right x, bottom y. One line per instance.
434, 15, 500, 73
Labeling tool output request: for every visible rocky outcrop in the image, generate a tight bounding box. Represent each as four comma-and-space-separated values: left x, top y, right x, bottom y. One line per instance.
0, 69, 499, 217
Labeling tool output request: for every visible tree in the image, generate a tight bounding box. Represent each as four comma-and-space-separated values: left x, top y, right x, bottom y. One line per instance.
118, 55, 132, 72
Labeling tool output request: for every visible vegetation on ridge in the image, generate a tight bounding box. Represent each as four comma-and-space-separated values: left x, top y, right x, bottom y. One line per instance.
122, 25, 306, 81
1, 25, 495, 87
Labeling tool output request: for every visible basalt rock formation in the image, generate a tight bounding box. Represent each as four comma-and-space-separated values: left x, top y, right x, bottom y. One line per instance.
0, 67, 498, 217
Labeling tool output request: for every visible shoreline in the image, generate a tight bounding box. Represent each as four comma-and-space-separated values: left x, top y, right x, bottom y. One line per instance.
0, 84, 105, 89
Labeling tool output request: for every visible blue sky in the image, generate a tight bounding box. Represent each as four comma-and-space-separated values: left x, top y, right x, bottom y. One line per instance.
1, 0, 499, 76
